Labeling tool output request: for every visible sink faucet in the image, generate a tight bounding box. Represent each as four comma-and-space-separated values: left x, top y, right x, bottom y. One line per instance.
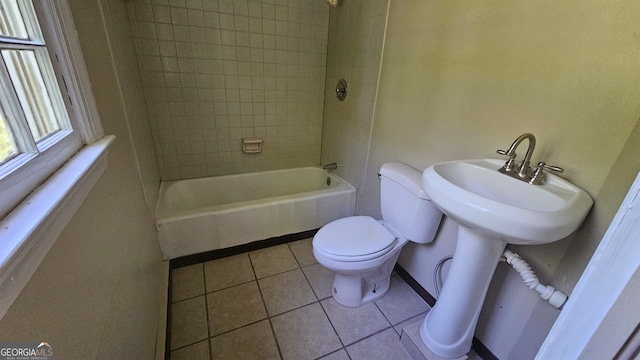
497, 133, 536, 179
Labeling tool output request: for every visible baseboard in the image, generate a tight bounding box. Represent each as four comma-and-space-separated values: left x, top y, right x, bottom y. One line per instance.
394, 264, 499, 360
153, 261, 169, 360
169, 229, 319, 269
393, 264, 437, 307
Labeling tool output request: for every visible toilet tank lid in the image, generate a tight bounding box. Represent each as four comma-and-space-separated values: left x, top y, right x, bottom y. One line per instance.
380, 162, 428, 199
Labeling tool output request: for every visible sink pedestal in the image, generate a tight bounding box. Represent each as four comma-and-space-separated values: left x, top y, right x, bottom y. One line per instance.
419, 158, 593, 358
420, 226, 506, 358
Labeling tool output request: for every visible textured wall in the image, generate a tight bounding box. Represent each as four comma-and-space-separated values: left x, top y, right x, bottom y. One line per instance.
127, 0, 329, 180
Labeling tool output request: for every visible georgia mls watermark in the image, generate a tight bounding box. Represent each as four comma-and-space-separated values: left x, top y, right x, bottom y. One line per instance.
0, 342, 53, 360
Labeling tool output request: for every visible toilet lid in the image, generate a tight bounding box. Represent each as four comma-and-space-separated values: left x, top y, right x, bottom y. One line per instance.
314, 216, 397, 259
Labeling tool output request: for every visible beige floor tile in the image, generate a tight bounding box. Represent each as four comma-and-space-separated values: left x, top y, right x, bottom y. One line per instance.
375, 275, 429, 324
288, 238, 317, 267
322, 297, 391, 345
400, 319, 471, 360
209, 320, 280, 360
171, 339, 210, 360
258, 269, 317, 316
302, 263, 334, 300
393, 312, 430, 336
207, 281, 267, 336
249, 244, 299, 278
347, 328, 413, 360
271, 303, 342, 360
319, 349, 351, 360
204, 253, 255, 292
170, 296, 208, 350
168, 244, 434, 360
172, 263, 205, 302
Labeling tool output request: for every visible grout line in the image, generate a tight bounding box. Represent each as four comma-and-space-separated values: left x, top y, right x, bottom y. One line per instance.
313, 348, 349, 360
317, 297, 348, 356
267, 318, 285, 360
204, 278, 255, 295
206, 317, 273, 342
247, 249, 284, 359
299, 265, 323, 302
169, 339, 209, 354
345, 325, 396, 347
373, 300, 394, 328
201, 263, 213, 360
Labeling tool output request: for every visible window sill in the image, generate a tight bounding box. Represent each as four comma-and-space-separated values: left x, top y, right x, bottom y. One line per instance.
0, 135, 115, 319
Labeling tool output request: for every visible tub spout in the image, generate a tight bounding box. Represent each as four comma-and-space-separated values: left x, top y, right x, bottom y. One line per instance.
322, 162, 339, 171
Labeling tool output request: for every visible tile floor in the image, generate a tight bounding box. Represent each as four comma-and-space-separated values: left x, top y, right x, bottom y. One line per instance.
168, 238, 432, 360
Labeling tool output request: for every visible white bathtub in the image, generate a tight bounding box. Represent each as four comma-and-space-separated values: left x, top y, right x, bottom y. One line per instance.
155, 167, 356, 259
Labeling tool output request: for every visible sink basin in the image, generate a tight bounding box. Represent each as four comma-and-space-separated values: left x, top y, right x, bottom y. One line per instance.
419, 159, 593, 358
422, 158, 593, 244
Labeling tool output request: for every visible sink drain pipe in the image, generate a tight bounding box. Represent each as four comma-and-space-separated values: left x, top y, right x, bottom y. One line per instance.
502, 249, 568, 309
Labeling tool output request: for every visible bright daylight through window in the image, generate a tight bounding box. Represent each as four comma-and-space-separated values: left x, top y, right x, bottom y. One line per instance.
0, 0, 71, 167
0, 0, 94, 220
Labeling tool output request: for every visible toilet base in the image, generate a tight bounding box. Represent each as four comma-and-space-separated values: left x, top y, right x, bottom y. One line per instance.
331, 251, 401, 307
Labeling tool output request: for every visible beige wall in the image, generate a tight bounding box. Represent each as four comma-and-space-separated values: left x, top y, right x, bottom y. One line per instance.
101, 0, 161, 210
127, 0, 329, 180
0, 0, 165, 358
358, 1, 640, 358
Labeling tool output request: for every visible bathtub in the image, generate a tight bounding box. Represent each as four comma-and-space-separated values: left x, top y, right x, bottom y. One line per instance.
155, 167, 356, 259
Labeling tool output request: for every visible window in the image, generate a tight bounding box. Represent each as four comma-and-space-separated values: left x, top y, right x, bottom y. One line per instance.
0, 0, 103, 218
0, 0, 70, 162
0, 0, 110, 319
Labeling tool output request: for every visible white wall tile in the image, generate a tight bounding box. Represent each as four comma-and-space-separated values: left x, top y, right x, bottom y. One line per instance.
129, 0, 328, 179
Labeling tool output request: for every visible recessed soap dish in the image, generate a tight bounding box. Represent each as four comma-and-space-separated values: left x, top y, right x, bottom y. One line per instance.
242, 137, 263, 154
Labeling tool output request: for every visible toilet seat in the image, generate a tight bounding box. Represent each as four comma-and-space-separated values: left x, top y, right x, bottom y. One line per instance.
313, 216, 398, 262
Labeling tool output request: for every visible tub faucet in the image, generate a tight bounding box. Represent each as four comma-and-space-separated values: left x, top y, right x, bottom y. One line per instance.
322, 162, 339, 171
497, 133, 536, 179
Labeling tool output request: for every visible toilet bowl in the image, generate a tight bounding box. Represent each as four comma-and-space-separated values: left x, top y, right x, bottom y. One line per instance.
312, 162, 443, 307
313, 216, 407, 306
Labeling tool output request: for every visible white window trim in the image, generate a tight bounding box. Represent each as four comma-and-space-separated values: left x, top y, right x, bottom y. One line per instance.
35, 0, 103, 144
0, 135, 114, 319
536, 170, 640, 359
0, 0, 112, 319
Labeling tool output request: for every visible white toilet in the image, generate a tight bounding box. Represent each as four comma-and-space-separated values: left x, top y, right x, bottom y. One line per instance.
312, 162, 443, 307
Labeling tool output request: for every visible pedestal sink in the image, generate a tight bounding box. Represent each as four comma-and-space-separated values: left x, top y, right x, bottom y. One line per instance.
419, 159, 593, 358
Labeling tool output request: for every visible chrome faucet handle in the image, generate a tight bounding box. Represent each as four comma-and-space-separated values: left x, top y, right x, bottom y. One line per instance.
497, 149, 517, 173
529, 161, 564, 185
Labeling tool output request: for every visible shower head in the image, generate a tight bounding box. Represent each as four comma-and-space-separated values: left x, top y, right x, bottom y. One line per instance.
326, 0, 338, 7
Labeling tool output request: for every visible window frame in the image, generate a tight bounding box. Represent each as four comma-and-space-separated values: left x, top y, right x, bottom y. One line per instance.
0, 0, 104, 219
0, 0, 111, 320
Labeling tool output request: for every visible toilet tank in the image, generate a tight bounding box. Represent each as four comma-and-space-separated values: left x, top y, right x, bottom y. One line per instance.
379, 162, 442, 244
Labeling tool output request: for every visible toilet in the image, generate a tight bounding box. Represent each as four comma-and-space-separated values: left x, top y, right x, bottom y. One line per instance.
312, 162, 443, 307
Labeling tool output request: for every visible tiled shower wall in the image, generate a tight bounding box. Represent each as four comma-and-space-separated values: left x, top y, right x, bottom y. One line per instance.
127, 0, 330, 180
320, 0, 389, 193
